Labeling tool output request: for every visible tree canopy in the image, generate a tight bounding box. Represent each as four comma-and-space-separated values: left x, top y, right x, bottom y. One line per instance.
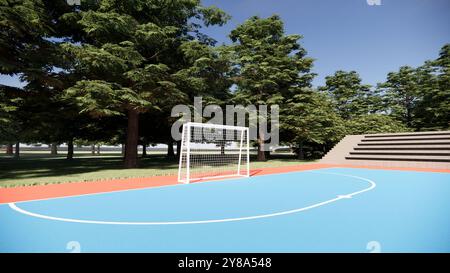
0, 1, 448, 162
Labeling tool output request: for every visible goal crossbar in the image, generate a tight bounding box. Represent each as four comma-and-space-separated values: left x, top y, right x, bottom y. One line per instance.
185, 122, 248, 130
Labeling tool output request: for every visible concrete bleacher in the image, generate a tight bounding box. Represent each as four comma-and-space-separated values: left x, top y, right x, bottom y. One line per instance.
320, 131, 450, 169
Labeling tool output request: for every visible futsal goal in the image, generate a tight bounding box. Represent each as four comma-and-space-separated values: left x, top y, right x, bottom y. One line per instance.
178, 122, 250, 184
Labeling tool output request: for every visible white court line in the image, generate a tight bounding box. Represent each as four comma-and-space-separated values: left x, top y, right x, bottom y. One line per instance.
8, 171, 376, 225
6, 167, 336, 204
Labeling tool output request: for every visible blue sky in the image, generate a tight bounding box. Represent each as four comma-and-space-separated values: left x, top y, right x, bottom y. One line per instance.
1, 0, 449, 88
201, 0, 450, 86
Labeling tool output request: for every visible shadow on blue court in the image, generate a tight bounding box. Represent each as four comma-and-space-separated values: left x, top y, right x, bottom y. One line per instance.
1, 168, 449, 252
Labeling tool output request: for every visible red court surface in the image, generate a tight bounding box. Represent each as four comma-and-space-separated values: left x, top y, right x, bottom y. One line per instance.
1, 163, 449, 204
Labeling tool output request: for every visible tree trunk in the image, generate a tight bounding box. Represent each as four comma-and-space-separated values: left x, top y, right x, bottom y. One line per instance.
142, 142, 147, 158
297, 144, 305, 160
257, 125, 266, 161
96, 145, 100, 154
91, 144, 96, 155
257, 135, 266, 161
176, 140, 181, 159
124, 109, 139, 168
14, 141, 20, 158
121, 144, 125, 157
257, 144, 266, 161
220, 142, 225, 155
6, 143, 13, 155
51, 143, 58, 155
67, 139, 74, 160
405, 96, 412, 128
167, 141, 175, 158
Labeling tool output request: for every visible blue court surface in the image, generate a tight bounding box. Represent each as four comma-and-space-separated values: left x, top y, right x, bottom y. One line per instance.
1, 167, 449, 253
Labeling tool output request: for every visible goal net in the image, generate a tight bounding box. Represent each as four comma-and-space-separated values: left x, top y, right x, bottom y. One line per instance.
178, 122, 250, 184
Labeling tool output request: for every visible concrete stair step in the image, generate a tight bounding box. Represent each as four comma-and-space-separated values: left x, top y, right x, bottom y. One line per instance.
361, 136, 450, 142
354, 145, 450, 150
321, 130, 450, 168
349, 151, 450, 156
357, 140, 450, 146
345, 154, 450, 162
364, 131, 450, 138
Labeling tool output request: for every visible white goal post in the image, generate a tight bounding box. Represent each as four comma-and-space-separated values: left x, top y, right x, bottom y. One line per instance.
178, 122, 250, 184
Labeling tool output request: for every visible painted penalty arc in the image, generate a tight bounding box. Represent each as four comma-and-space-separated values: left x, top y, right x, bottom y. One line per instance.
8, 171, 376, 225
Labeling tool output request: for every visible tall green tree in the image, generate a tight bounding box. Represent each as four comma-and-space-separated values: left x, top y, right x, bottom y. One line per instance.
0, 0, 63, 75
230, 15, 314, 161
378, 66, 420, 128
345, 114, 409, 135
413, 44, 450, 130
320, 70, 372, 119
281, 88, 345, 159
61, 0, 229, 168
0, 0, 81, 158
0, 84, 19, 155
0, 84, 46, 158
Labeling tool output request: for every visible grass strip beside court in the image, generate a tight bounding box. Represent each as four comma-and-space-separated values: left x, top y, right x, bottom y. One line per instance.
0, 153, 315, 188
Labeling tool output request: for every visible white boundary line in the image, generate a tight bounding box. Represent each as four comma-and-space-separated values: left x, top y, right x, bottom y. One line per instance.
6, 167, 333, 205
8, 171, 376, 225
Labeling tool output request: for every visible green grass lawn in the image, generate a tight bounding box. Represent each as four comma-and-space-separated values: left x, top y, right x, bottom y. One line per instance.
0, 153, 316, 188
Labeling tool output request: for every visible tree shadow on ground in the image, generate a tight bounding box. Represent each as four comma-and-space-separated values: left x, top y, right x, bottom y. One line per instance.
0, 153, 179, 182
0, 152, 308, 186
